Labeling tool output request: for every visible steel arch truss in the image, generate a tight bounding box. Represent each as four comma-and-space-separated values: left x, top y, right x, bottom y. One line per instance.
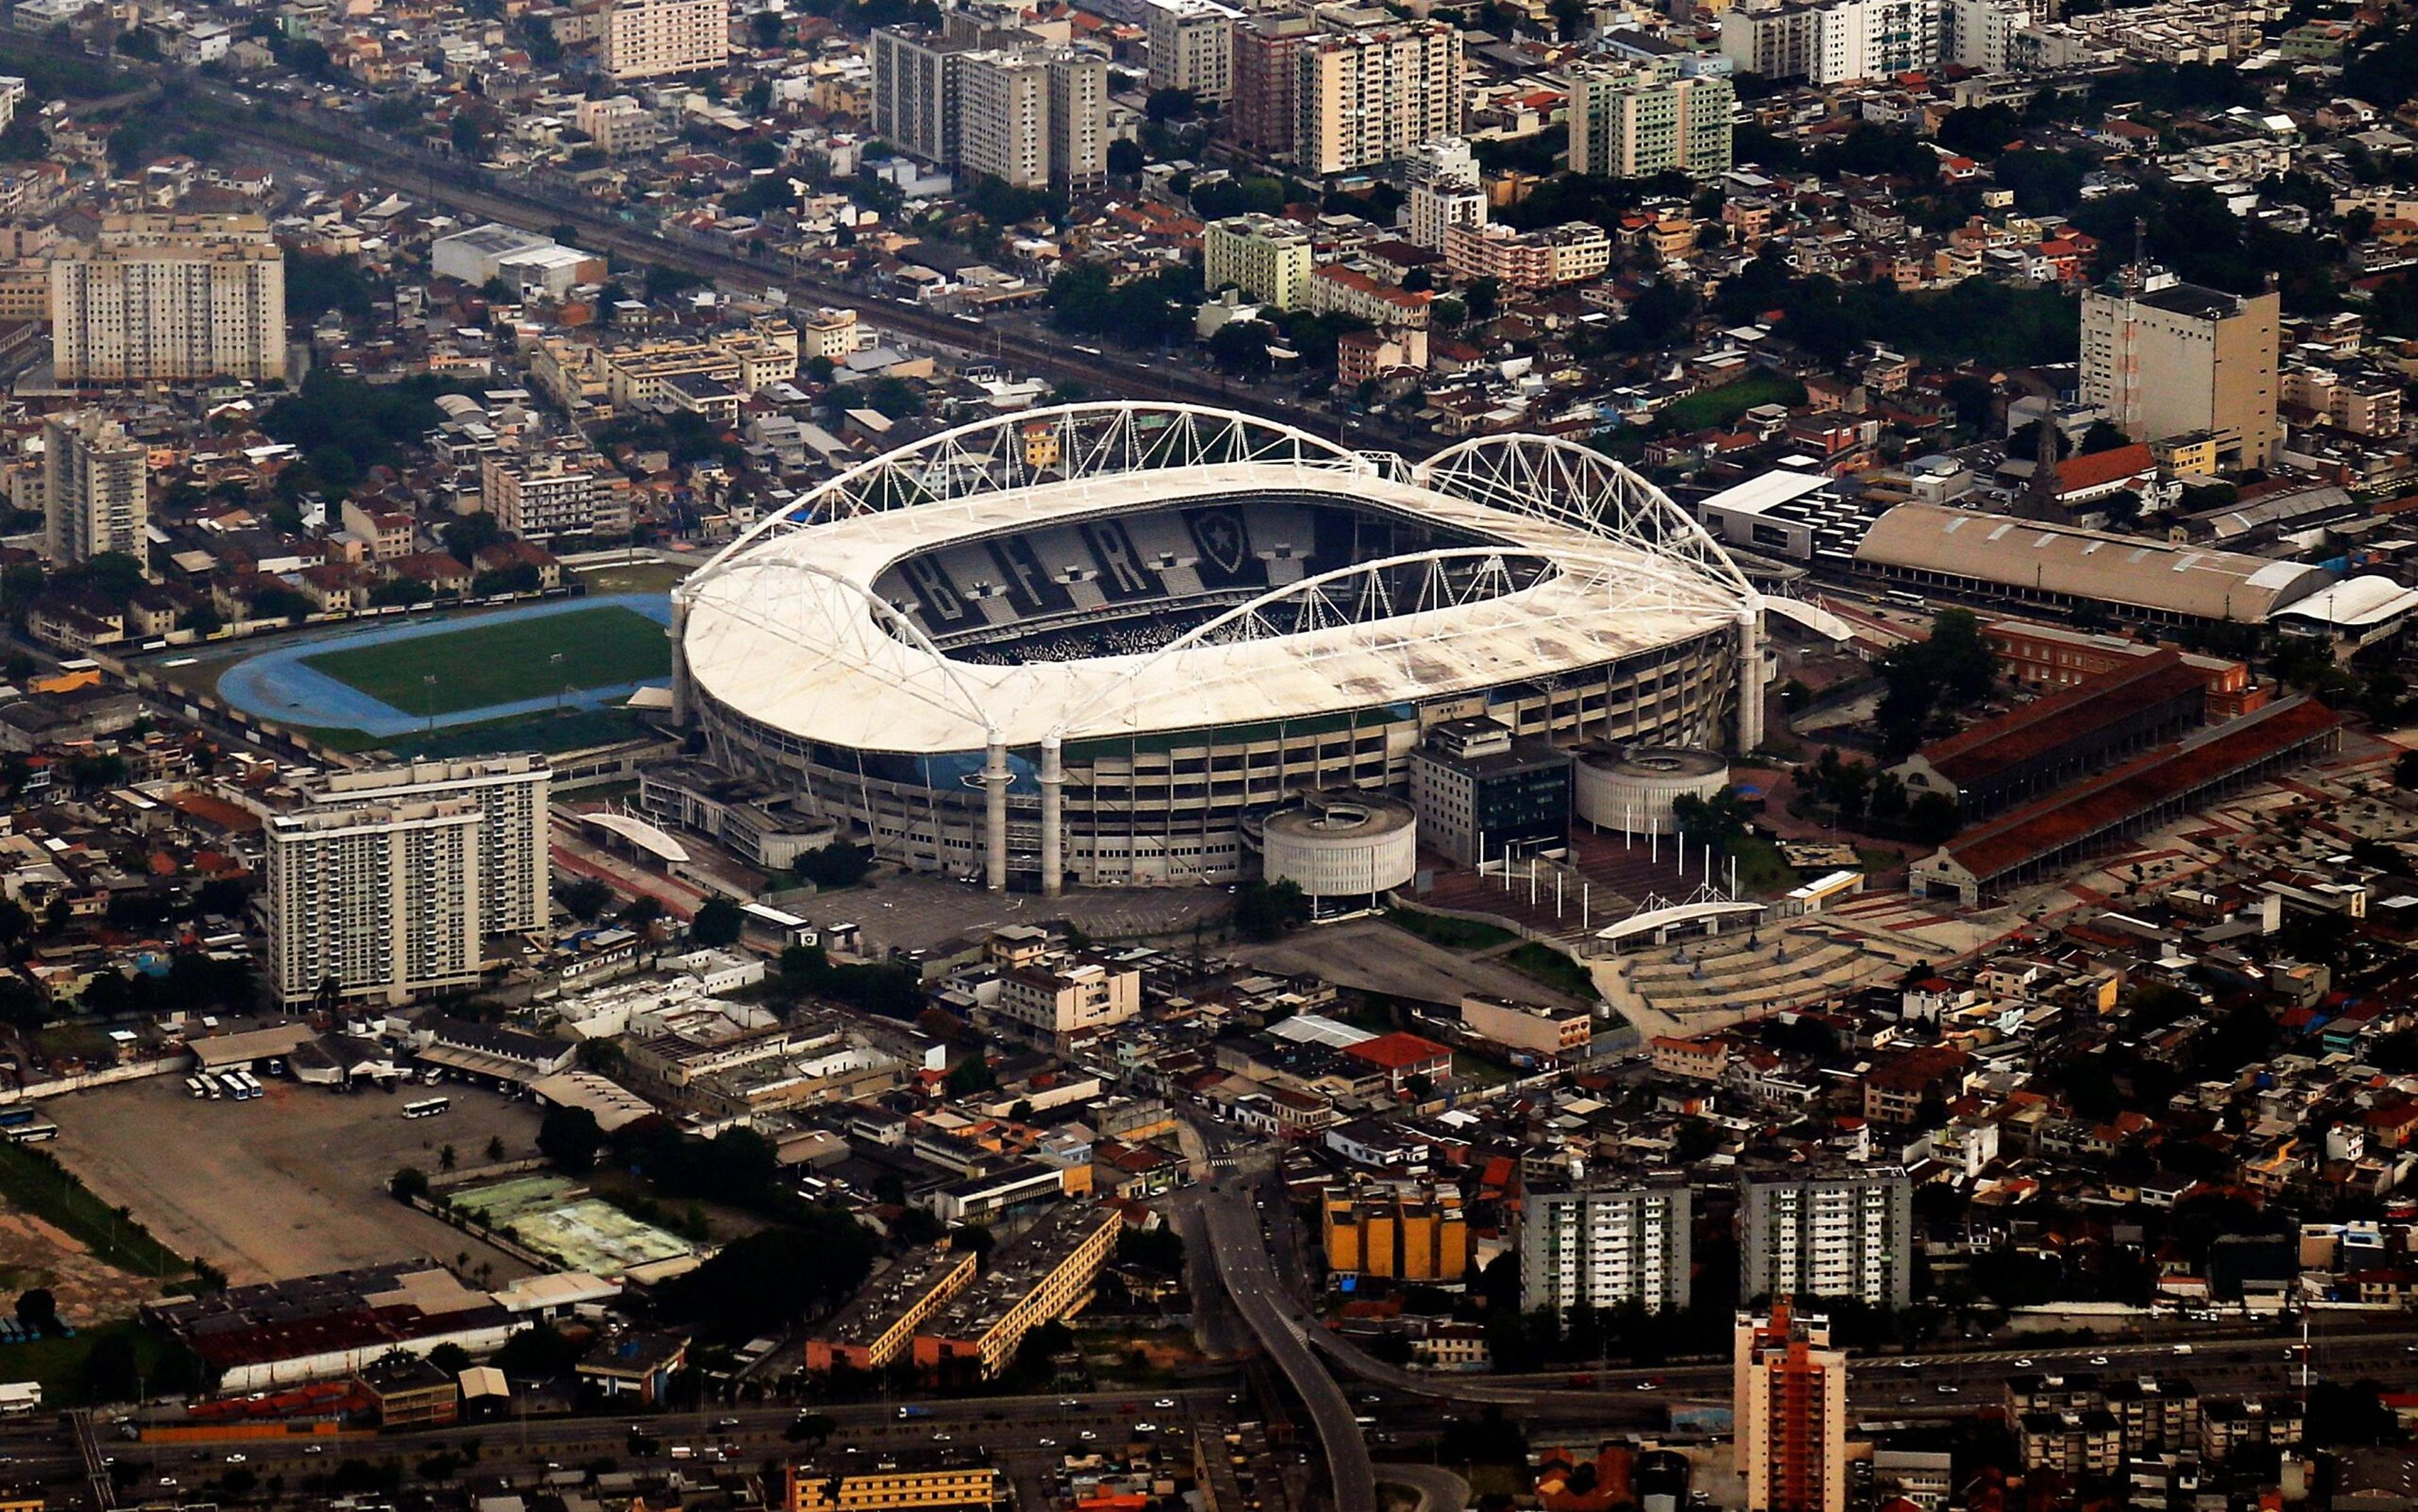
1417, 434, 1760, 605
681, 556, 1000, 742
1055, 542, 1734, 739
687, 402, 1363, 593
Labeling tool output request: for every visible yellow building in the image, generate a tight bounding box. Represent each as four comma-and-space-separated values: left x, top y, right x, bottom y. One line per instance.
784, 1452, 1004, 1512
1322, 1187, 1468, 1284
913, 1202, 1120, 1377
805, 1246, 980, 1375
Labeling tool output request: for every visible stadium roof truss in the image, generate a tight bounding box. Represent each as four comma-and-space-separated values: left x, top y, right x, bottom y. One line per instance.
678, 406, 1761, 754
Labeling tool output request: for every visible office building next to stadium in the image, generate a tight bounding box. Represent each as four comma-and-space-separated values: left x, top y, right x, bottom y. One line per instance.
673, 404, 1765, 892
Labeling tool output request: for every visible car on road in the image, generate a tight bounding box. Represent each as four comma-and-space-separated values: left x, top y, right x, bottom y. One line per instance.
1154, 1399, 1176, 1409
224, 1454, 247, 1464
1936, 1385, 1959, 1395
1038, 1439, 1056, 1448
1079, 1430, 1096, 1441
2089, 1356, 2111, 1366
2013, 1358, 2035, 1368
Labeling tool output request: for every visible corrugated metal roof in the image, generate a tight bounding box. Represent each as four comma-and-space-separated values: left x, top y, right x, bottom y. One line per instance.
1856, 503, 2332, 622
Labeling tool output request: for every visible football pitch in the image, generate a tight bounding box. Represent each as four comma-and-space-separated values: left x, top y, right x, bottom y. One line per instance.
299, 605, 673, 716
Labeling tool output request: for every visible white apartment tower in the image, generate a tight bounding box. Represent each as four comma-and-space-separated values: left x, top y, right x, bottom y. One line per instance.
1405, 137, 1486, 253
1948, 0, 2033, 71
50, 237, 285, 384
1721, 0, 1939, 84
1295, 23, 1463, 176
1046, 49, 1109, 193
1739, 1168, 1914, 1309
603, 0, 729, 81
301, 756, 553, 936
957, 50, 1053, 190
870, 26, 962, 166
1147, 0, 1237, 103
41, 410, 146, 567
1519, 1184, 1693, 1316
267, 799, 485, 1006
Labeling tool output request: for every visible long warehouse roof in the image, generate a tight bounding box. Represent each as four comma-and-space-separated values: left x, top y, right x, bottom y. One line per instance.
1854, 503, 2332, 622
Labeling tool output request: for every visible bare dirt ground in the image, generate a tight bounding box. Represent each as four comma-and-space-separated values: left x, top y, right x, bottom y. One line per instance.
0, 1210, 162, 1326
41, 1076, 544, 1285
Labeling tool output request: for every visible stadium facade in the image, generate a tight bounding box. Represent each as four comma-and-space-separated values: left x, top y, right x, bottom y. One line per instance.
674, 404, 1763, 892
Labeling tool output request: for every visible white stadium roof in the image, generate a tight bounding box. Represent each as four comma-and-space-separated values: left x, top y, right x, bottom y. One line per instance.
678, 405, 1757, 756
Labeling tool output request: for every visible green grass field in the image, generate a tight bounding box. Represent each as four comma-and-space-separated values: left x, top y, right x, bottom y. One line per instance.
300, 607, 671, 715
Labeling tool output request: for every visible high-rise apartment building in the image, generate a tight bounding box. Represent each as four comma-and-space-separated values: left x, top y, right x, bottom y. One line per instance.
1948, 0, 2033, 71
1519, 1183, 1693, 1316
482, 453, 600, 542
1737, 1304, 1849, 1512
603, 0, 729, 81
871, 28, 1106, 191
2081, 272, 2281, 472
267, 799, 486, 1006
1405, 137, 1486, 252
1739, 1168, 1913, 1309
50, 231, 285, 384
1045, 50, 1108, 193
1232, 14, 1316, 159
957, 50, 1052, 190
1568, 58, 1734, 179
1204, 214, 1314, 310
1147, 0, 1237, 103
302, 756, 552, 936
871, 26, 962, 166
41, 410, 145, 567
1720, 0, 1938, 83
1295, 23, 1462, 176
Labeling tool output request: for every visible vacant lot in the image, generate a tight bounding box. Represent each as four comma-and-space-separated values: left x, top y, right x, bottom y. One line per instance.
300, 605, 671, 715
42, 1076, 545, 1284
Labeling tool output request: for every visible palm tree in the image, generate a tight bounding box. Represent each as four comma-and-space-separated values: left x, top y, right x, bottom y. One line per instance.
438, 1144, 457, 1171
484, 1135, 504, 1162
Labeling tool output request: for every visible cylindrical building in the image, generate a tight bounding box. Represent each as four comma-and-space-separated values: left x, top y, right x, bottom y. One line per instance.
1573, 747, 1730, 836
1261, 792, 1417, 901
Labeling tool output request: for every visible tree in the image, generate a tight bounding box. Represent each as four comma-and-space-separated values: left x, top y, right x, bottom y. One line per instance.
390, 1166, 430, 1202
946, 1055, 996, 1098
14, 1288, 56, 1338
537, 1104, 603, 1172
651, 1215, 877, 1341
795, 842, 871, 889
1107, 139, 1144, 176
1907, 792, 1962, 844
1464, 278, 1501, 322
438, 1144, 458, 1172
1145, 87, 1196, 121
494, 1322, 584, 1378
1233, 878, 1310, 941
691, 897, 742, 947
748, 9, 785, 47
559, 877, 613, 923
1206, 319, 1274, 375
1669, 788, 1753, 855
787, 1413, 837, 1446
484, 1135, 506, 1162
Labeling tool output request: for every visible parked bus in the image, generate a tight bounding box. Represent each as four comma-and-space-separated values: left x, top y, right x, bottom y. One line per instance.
185, 1077, 205, 1099
0, 1106, 35, 1129
11, 1124, 59, 1143
402, 1098, 450, 1120
232, 1071, 263, 1099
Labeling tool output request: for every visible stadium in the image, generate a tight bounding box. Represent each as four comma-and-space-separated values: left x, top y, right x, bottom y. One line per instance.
674, 404, 1766, 892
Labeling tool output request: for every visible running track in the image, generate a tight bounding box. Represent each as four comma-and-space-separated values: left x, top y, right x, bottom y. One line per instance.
211, 594, 674, 737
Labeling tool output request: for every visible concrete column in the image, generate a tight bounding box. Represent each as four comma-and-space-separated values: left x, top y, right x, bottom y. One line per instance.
668, 593, 693, 725
1040, 735, 1065, 899
1735, 602, 1764, 755
984, 739, 1010, 893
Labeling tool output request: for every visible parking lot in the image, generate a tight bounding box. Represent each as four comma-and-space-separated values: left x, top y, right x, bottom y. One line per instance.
43, 1074, 546, 1285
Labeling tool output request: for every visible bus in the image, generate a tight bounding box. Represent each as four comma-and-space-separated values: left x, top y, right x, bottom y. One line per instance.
402, 1098, 451, 1120
184, 1077, 205, 1100
229, 1072, 259, 1100
0, 1106, 35, 1129
10, 1124, 59, 1144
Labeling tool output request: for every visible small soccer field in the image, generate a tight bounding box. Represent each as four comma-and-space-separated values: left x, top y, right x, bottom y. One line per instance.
300, 605, 672, 715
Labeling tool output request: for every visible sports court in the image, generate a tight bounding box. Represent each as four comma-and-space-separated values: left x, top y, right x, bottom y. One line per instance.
213, 594, 673, 739
448, 1174, 701, 1279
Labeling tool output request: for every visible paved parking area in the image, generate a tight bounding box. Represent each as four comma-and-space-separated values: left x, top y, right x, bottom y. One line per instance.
783, 872, 1230, 957
43, 1075, 544, 1285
